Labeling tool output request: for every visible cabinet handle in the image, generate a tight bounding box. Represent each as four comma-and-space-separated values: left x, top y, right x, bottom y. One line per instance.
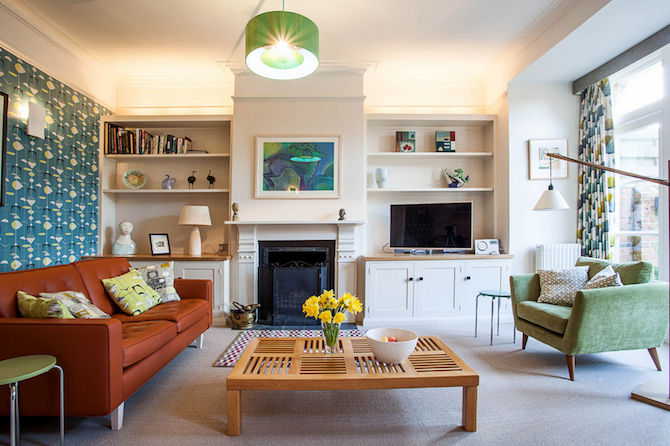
417, 277, 424, 282
465, 276, 471, 280
408, 277, 414, 282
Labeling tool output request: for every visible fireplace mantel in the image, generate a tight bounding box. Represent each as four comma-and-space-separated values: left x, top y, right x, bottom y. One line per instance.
227, 220, 365, 312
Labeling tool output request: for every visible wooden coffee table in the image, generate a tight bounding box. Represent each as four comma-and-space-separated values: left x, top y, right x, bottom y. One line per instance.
226, 335, 479, 435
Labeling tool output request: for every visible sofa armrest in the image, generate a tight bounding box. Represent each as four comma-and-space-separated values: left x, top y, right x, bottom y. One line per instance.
563, 282, 669, 355
0, 318, 124, 417
174, 279, 212, 304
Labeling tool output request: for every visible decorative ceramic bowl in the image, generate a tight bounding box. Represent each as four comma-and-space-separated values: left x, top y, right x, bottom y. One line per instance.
366, 328, 418, 364
122, 169, 146, 189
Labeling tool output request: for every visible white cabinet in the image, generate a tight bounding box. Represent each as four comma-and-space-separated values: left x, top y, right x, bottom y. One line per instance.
126, 255, 230, 326
363, 255, 512, 325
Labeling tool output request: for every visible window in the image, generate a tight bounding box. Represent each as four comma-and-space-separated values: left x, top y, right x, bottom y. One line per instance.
611, 56, 663, 276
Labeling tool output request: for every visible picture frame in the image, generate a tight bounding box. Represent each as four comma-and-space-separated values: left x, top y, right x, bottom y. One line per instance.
529, 139, 568, 180
255, 136, 341, 198
0, 92, 8, 206
149, 233, 171, 255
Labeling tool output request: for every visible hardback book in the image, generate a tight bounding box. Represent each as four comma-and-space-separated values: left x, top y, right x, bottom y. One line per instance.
183, 136, 192, 153
396, 131, 416, 152
436, 131, 456, 152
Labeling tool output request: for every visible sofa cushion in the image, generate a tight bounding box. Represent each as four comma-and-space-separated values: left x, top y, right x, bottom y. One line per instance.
121, 320, 177, 368
581, 266, 623, 291
102, 269, 163, 316
111, 299, 209, 333
16, 291, 74, 319
575, 256, 653, 284
136, 262, 181, 303
537, 266, 589, 307
517, 301, 572, 335
39, 290, 110, 319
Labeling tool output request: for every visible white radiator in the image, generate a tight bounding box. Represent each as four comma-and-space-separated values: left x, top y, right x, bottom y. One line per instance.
536, 244, 582, 270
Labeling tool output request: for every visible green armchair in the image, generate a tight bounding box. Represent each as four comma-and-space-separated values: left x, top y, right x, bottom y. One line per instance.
510, 256, 669, 380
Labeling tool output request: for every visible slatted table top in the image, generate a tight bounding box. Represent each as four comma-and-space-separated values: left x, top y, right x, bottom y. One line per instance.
227, 336, 479, 391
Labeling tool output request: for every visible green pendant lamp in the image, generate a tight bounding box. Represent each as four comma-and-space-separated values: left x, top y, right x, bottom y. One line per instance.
245, 5, 319, 80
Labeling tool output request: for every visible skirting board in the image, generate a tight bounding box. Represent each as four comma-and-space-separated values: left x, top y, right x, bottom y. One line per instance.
631, 381, 670, 411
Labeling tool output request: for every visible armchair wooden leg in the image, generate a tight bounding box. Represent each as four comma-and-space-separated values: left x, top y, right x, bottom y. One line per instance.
566, 355, 575, 381
648, 348, 662, 371
522, 334, 528, 350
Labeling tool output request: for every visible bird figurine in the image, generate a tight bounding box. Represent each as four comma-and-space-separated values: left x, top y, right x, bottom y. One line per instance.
207, 170, 216, 189
188, 171, 196, 189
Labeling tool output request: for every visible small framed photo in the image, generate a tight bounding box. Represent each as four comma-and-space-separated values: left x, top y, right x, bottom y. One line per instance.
529, 139, 568, 180
149, 234, 171, 255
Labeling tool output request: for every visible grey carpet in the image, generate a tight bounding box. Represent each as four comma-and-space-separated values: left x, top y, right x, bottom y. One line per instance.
2, 321, 669, 445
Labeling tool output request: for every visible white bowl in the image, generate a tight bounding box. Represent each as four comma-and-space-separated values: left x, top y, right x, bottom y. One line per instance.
366, 328, 418, 364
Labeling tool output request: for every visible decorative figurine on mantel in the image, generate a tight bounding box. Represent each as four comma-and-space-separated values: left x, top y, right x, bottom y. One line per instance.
338, 208, 346, 221
188, 171, 197, 189
207, 170, 216, 189
442, 167, 469, 188
112, 221, 137, 255
161, 174, 176, 190
232, 202, 239, 221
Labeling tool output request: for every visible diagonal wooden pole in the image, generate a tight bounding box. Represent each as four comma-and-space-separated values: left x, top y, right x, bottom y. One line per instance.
548, 153, 670, 409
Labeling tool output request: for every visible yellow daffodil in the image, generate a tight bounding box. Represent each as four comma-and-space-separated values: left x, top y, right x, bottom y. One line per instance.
319, 310, 333, 323
302, 300, 320, 318
333, 312, 346, 324
348, 298, 363, 314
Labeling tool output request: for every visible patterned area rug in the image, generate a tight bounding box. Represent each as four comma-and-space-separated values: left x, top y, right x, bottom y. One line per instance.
214, 328, 368, 367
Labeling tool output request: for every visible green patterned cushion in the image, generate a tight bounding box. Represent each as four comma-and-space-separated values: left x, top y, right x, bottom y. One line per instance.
575, 256, 653, 284
136, 261, 181, 303
39, 290, 111, 319
581, 265, 623, 290
537, 266, 589, 307
16, 291, 74, 319
102, 269, 163, 315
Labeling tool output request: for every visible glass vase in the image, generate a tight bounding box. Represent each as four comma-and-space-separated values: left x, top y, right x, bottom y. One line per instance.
321, 321, 341, 354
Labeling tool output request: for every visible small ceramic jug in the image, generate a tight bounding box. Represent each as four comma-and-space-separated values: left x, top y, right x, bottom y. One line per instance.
161, 174, 176, 190
375, 168, 389, 188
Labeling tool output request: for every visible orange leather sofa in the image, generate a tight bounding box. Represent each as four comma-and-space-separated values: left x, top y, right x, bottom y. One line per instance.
0, 257, 212, 430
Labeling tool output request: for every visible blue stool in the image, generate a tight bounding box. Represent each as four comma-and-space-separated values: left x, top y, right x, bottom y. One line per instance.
0, 355, 64, 446
475, 290, 515, 345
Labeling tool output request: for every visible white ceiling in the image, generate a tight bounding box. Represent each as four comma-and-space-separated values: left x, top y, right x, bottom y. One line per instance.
10, 0, 670, 86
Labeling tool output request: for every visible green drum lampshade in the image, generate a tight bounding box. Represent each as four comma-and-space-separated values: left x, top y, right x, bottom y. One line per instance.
245, 11, 319, 80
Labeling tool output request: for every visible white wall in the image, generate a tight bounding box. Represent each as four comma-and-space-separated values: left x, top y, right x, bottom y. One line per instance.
507, 82, 580, 274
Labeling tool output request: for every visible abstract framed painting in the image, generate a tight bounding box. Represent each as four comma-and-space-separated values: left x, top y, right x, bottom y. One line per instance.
255, 136, 341, 198
528, 139, 568, 180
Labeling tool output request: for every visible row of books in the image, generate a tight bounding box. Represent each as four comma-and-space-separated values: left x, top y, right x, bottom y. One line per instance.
105, 123, 192, 155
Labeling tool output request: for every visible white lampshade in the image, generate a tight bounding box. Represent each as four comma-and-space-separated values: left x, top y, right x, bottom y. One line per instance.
178, 206, 212, 226
534, 187, 570, 211
178, 206, 211, 256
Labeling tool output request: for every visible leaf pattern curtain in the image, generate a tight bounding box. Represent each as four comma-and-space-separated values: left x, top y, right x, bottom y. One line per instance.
577, 79, 615, 259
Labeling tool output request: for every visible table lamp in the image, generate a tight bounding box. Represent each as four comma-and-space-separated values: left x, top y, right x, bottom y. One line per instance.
178, 205, 211, 256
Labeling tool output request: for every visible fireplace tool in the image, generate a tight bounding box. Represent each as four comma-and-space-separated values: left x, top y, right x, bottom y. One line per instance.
231, 302, 260, 330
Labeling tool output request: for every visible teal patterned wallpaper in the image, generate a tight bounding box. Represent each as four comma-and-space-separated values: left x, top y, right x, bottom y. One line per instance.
0, 46, 112, 271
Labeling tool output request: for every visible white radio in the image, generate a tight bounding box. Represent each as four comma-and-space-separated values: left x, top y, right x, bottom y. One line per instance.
475, 239, 499, 255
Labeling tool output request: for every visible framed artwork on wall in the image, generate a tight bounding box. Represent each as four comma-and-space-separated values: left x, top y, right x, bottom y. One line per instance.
0, 91, 7, 206
529, 139, 568, 180
149, 233, 171, 255
255, 136, 341, 198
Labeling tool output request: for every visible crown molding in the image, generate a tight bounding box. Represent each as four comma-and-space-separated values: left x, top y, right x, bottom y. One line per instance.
117, 75, 234, 90
221, 60, 376, 76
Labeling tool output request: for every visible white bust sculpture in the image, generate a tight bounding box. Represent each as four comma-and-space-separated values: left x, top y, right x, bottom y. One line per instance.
112, 221, 137, 255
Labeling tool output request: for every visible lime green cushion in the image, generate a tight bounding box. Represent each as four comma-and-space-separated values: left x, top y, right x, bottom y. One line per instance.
16, 291, 74, 319
575, 257, 653, 284
39, 290, 110, 319
517, 301, 572, 335
102, 269, 163, 316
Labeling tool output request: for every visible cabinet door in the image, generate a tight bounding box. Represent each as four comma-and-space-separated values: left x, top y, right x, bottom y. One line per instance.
366, 261, 414, 319
463, 260, 510, 316
413, 261, 462, 318
173, 261, 225, 318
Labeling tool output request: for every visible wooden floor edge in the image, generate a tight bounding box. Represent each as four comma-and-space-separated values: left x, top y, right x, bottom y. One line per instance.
631, 381, 670, 411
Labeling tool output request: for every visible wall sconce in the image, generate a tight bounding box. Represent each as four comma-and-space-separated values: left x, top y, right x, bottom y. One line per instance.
27, 102, 46, 139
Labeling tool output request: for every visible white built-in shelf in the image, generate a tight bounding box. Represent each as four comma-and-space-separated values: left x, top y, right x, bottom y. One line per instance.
105, 153, 229, 161
103, 189, 229, 195
225, 220, 366, 225
367, 187, 493, 193
367, 152, 492, 159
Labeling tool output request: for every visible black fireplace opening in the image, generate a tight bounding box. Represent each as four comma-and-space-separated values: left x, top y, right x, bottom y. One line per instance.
258, 240, 335, 325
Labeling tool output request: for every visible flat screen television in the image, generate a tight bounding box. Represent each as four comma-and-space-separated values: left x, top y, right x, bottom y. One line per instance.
389, 202, 473, 252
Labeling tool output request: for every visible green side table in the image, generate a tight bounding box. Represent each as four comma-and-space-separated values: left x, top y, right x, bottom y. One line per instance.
0, 355, 64, 446
475, 290, 515, 345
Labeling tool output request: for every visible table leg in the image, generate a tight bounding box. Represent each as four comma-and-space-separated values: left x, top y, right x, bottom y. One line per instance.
227, 390, 241, 436
490, 297, 494, 345
9, 382, 18, 446
55, 365, 64, 446
474, 294, 479, 337
462, 386, 477, 432
497, 296, 501, 336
